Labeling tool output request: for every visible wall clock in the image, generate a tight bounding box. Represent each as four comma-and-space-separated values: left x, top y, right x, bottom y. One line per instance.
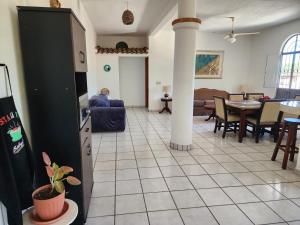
103, 64, 111, 72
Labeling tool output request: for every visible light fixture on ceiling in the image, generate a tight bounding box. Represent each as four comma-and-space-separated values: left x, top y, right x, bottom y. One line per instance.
224, 33, 236, 44
122, 1, 134, 25
223, 17, 259, 44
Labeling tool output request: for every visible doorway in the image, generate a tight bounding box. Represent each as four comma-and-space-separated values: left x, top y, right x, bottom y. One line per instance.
119, 57, 146, 107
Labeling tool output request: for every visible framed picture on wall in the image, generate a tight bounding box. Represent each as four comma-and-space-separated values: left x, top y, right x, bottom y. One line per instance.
195, 50, 224, 79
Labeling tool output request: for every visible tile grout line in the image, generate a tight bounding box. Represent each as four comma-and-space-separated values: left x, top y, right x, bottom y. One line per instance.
114, 132, 117, 225
169, 119, 292, 224
149, 110, 224, 225
132, 108, 187, 225
150, 111, 287, 225
242, 181, 300, 224
90, 109, 300, 224
241, 184, 289, 223
163, 121, 258, 224
93, 133, 103, 168
126, 112, 151, 225
152, 110, 300, 224
152, 111, 300, 220
143, 110, 252, 225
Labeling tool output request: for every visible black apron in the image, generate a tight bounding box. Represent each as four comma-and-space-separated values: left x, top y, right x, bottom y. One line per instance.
0, 64, 35, 225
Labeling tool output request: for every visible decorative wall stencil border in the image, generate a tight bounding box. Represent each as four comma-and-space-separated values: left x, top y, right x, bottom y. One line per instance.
172, 17, 201, 26
170, 142, 192, 151
96, 46, 148, 54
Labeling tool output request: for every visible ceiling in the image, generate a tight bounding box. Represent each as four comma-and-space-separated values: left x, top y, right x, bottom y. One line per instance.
82, 0, 177, 35
196, 0, 300, 33
82, 0, 300, 35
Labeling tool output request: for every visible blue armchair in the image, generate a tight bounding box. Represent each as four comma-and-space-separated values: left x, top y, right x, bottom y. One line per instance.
89, 95, 126, 132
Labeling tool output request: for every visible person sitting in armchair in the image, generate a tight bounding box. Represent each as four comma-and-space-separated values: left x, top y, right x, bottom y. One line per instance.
89, 88, 126, 132
100, 88, 110, 97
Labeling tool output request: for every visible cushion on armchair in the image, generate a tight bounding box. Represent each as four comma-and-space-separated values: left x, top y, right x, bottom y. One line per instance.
205, 100, 215, 106
110, 99, 124, 107
194, 100, 205, 107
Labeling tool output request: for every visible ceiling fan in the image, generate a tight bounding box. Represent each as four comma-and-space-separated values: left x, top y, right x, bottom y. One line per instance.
224, 17, 259, 44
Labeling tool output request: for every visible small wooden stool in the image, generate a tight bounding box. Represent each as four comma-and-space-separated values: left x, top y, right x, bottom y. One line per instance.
271, 118, 300, 169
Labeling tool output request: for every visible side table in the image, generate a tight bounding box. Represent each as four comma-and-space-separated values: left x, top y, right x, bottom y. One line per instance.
204, 105, 216, 121
23, 199, 78, 225
159, 98, 172, 114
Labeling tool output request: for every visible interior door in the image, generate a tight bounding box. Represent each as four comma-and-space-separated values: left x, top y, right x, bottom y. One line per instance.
145, 57, 149, 109
119, 57, 145, 107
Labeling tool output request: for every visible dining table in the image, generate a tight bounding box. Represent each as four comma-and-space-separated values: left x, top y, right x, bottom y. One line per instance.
280, 101, 300, 115
225, 99, 300, 141
225, 100, 261, 143
224, 99, 300, 169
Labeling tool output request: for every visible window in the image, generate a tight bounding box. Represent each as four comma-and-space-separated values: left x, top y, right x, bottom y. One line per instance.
278, 34, 300, 89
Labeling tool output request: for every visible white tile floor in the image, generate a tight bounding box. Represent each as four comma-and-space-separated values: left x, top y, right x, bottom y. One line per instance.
86, 108, 300, 225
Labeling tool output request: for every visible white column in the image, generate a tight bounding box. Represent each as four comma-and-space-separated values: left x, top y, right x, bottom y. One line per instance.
170, 0, 200, 151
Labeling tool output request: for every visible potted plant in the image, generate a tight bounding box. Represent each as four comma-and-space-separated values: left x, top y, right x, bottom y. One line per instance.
32, 152, 81, 221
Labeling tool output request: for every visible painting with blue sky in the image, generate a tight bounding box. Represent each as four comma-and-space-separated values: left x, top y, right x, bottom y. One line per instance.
195, 51, 224, 79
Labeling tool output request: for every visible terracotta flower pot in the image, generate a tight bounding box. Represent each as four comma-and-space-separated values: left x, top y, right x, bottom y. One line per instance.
32, 184, 65, 221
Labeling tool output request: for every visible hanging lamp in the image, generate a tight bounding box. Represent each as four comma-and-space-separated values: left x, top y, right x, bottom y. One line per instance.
122, 1, 134, 25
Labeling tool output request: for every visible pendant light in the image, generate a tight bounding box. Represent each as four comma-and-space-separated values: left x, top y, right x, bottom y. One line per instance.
122, 1, 134, 25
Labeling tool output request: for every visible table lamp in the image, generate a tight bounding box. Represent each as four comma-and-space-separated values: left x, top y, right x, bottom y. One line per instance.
239, 84, 248, 94
162, 85, 170, 98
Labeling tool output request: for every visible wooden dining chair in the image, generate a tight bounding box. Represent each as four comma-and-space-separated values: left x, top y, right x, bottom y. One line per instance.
246, 100, 281, 143
229, 94, 244, 101
246, 93, 264, 100
213, 96, 240, 138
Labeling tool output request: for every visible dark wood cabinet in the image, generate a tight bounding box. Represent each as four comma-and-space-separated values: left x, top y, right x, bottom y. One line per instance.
71, 16, 88, 72
80, 118, 93, 217
17, 6, 93, 224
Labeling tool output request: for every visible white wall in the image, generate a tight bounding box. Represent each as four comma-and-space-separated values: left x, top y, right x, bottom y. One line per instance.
248, 19, 300, 97
0, 0, 97, 221
148, 29, 252, 111
97, 54, 120, 98
148, 30, 175, 111
98, 35, 148, 48
97, 54, 148, 100
147, 19, 300, 111
195, 32, 251, 92
0, 0, 98, 132
0, 0, 30, 132
96, 36, 148, 100
79, 2, 99, 98
119, 57, 145, 107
